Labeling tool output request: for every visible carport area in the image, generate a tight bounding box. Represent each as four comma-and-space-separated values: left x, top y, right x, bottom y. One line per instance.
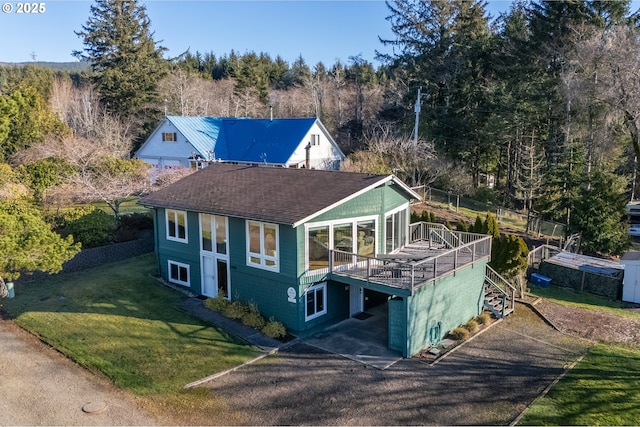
304, 302, 402, 369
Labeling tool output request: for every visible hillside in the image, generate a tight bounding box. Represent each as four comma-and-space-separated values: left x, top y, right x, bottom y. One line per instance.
0, 61, 90, 72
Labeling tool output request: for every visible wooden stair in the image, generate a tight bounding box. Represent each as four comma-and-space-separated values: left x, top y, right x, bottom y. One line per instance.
484, 266, 515, 318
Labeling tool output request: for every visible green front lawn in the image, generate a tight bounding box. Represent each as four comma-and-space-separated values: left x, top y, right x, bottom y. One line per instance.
518, 344, 640, 425
2, 254, 259, 396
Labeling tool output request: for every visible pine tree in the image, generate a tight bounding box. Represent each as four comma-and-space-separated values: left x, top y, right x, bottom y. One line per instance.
74, 0, 167, 118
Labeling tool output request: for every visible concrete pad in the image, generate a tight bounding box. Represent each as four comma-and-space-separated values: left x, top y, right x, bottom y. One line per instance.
304, 303, 402, 369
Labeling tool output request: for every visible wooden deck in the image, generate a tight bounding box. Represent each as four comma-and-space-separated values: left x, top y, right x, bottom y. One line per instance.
329, 228, 491, 294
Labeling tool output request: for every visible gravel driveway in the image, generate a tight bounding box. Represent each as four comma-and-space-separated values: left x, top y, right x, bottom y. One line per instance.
0, 319, 158, 426
0, 303, 593, 426
203, 305, 591, 425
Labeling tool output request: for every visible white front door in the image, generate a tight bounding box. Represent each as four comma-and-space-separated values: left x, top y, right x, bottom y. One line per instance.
350, 285, 363, 316
201, 255, 217, 297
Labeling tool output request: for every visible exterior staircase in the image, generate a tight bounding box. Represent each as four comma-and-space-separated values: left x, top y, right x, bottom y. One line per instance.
484, 265, 516, 318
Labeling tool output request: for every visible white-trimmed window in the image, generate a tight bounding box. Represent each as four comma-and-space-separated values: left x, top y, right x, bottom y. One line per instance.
385, 205, 408, 253
168, 260, 190, 286
246, 221, 279, 272
310, 134, 320, 146
162, 132, 177, 142
166, 209, 188, 243
305, 282, 327, 321
306, 217, 377, 272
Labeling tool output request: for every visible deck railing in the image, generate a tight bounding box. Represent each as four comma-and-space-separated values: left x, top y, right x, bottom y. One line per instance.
484, 265, 516, 317
329, 230, 492, 294
528, 244, 562, 267
409, 221, 487, 248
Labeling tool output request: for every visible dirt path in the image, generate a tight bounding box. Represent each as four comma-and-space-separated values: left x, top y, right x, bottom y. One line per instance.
0, 319, 159, 426
533, 298, 640, 345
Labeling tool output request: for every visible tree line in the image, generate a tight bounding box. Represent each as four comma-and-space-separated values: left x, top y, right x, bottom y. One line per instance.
1, 0, 639, 286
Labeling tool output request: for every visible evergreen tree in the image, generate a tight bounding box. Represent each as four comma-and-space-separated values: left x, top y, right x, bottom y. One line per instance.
73, 0, 168, 118
484, 211, 500, 239
0, 85, 69, 161
570, 167, 630, 255
0, 163, 80, 296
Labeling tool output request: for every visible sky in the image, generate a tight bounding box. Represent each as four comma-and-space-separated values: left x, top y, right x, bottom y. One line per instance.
0, 1, 514, 67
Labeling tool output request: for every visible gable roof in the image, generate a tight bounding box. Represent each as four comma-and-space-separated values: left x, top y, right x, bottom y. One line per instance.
140, 164, 420, 227
163, 116, 341, 164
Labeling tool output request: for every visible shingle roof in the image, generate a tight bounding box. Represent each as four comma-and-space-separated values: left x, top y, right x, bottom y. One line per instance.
165, 116, 319, 163
140, 164, 410, 226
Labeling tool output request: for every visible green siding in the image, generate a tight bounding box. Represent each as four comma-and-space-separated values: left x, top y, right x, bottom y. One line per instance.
296, 182, 411, 276
226, 217, 304, 330
405, 260, 487, 357
155, 209, 202, 295
388, 297, 406, 352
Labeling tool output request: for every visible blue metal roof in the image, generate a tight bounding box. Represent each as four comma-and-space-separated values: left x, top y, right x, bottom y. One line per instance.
165, 116, 317, 163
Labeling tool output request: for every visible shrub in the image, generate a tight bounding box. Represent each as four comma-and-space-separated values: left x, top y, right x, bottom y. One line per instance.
476, 312, 492, 325
119, 212, 153, 230
222, 300, 246, 320
448, 327, 470, 341
204, 296, 230, 312
262, 318, 287, 339
455, 220, 469, 232
241, 303, 266, 329
64, 207, 117, 248
463, 319, 479, 333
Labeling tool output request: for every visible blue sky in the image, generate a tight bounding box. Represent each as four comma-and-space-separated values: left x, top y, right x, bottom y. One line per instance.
0, 1, 513, 66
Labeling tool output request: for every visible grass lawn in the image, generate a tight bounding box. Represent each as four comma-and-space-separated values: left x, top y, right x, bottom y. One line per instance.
518, 344, 640, 425
519, 285, 640, 425
2, 254, 259, 423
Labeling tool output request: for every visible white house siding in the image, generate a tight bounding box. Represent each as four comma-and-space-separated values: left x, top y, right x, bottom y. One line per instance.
135, 120, 193, 169
288, 122, 343, 169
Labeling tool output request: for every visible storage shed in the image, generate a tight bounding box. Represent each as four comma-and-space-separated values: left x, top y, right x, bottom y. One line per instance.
538, 252, 624, 299
621, 251, 640, 304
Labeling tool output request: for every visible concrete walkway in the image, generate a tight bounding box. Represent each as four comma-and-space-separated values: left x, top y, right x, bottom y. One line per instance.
179, 297, 286, 351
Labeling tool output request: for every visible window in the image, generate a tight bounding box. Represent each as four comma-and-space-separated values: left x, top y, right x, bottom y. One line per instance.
168, 260, 190, 286
246, 221, 279, 271
305, 282, 327, 321
166, 210, 188, 242
162, 132, 177, 142
310, 134, 320, 146
200, 214, 227, 254
306, 217, 377, 272
385, 207, 408, 253
308, 225, 330, 270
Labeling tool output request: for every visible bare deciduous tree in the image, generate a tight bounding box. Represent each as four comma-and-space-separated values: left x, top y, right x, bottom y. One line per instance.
50, 79, 134, 157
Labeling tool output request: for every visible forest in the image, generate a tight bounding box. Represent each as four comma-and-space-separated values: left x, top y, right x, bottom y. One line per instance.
1, 0, 640, 273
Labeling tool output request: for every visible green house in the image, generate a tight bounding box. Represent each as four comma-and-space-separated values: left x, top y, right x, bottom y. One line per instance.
140, 163, 513, 357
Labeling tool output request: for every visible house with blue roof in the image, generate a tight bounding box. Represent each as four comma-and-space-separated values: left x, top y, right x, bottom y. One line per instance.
135, 116, 346, 170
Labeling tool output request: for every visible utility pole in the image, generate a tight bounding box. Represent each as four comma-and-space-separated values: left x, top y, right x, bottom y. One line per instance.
413, 86, 422, 150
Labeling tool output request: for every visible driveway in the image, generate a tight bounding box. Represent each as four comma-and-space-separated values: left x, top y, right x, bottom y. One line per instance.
0, 319, 158, 426
203, 304, 591, 425
0, 303, 592, 426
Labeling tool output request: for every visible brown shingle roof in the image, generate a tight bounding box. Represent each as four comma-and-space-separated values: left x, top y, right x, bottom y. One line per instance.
140, 164, 395, 226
